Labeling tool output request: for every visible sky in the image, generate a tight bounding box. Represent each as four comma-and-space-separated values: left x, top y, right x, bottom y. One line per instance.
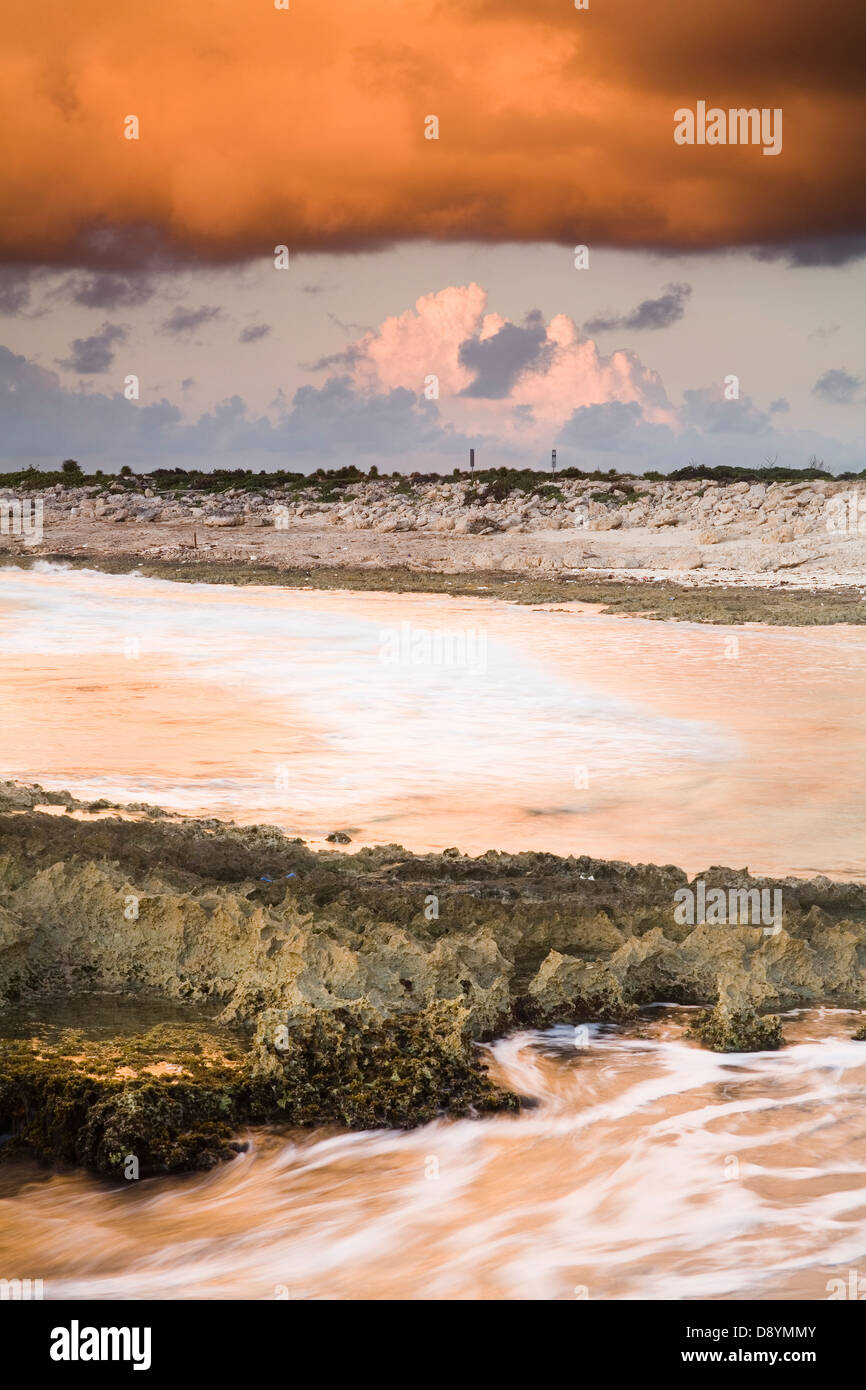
1, 0, 864, 474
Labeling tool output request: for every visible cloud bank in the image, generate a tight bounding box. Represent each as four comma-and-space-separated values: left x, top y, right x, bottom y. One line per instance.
2, 283, 862, 475
2, 0, 865, 267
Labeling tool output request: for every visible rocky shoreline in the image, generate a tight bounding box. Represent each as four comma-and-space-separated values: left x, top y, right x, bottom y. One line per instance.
2, 780, 866, 1176
8, 472, 865, 542
4, 471, 866, 600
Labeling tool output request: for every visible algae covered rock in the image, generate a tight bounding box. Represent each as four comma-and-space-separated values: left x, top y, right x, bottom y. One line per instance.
0, 1000, 519, 1175
0, 1018, 250, 1175
688, 1003, 784, 1053
249, 1000, 518, 1128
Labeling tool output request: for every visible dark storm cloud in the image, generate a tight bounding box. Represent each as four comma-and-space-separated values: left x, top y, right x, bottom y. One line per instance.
305, 345, 362, 371
59, 322, 128, 374
752, 237, 866, 269
554, 392, 862, 476
2, 341, 863, 477
0, 267, 35, 316
812, 369, 864, 404
58, 272, 156, 309
239, 323, 271, 343
458, 311, 551, 399
159, 305, 223, 336
285, 376, 474, 455
0, 346, 473, 467
0, 345, 180, 455
585, 284, 692, 335
4, 1, 866, 266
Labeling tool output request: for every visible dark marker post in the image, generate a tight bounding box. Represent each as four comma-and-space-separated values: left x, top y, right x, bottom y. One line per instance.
551, 448, 556, 475
469, 447, 475, 473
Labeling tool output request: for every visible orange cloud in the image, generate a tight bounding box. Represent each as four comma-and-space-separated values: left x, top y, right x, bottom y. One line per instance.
1, 0, 863, 266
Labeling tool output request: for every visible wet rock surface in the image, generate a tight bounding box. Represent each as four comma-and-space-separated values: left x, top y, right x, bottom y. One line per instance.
2, 780, 866, 1173
688, 1003, 785, 1052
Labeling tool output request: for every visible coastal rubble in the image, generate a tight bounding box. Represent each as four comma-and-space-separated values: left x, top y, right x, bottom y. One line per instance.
6, 474, 864, 540
5, 474, 866, 588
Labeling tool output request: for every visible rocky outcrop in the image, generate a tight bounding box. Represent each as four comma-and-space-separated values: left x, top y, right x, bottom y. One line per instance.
3, 783, 866, 1173
688, 1003, 784, 1052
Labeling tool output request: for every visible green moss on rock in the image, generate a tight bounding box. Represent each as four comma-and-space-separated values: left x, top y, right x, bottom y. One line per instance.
0, 1003, 517, 1175
688, 1004, 784, 1053
247, 1002, 518, 1129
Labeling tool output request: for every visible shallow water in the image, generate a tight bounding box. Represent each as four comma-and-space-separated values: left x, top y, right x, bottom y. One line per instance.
1, 563, 865, 876
1, 1008, 865, 1301
2, 566, 866, 1302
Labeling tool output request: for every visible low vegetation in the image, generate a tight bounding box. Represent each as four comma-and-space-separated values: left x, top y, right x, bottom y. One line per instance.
2, 459, 864, 495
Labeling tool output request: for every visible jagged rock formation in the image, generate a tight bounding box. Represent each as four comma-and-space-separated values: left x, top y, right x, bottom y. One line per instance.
2, 782, 866, 1173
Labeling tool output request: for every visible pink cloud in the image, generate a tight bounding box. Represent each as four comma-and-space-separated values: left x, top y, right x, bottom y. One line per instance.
340, 285, 674, 438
